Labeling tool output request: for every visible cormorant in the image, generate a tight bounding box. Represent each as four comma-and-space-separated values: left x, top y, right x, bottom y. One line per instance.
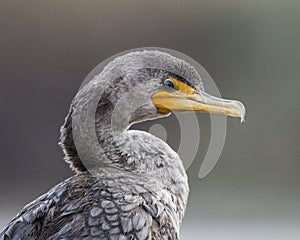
0, 49, 245, 240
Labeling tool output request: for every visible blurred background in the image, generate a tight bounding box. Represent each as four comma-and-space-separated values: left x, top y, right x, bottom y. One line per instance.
0, 1, 299, 239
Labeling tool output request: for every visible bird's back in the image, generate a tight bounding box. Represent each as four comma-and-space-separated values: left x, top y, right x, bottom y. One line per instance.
0, 167, 180, 240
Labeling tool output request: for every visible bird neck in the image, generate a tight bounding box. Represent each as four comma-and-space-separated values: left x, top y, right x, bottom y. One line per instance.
60, 98, 189, 223
95, 103, 187, 183
95, 117, 189, 223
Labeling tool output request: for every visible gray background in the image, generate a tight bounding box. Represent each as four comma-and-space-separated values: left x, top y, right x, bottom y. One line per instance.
0, 1, 299, 239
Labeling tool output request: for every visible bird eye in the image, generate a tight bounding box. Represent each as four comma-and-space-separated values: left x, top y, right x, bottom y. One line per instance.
163, 79, 175, 91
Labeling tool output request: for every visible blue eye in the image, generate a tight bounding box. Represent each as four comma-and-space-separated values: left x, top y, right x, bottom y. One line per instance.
164, 79, 175, 90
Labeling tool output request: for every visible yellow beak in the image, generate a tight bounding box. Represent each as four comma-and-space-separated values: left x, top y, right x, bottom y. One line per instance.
151, 90, 245, 122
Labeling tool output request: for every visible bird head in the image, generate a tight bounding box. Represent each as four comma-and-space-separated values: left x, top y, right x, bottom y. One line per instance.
91, 49, 245, 129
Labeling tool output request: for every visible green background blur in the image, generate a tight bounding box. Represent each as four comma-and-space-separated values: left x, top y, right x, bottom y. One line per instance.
0, 1, 299, 239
